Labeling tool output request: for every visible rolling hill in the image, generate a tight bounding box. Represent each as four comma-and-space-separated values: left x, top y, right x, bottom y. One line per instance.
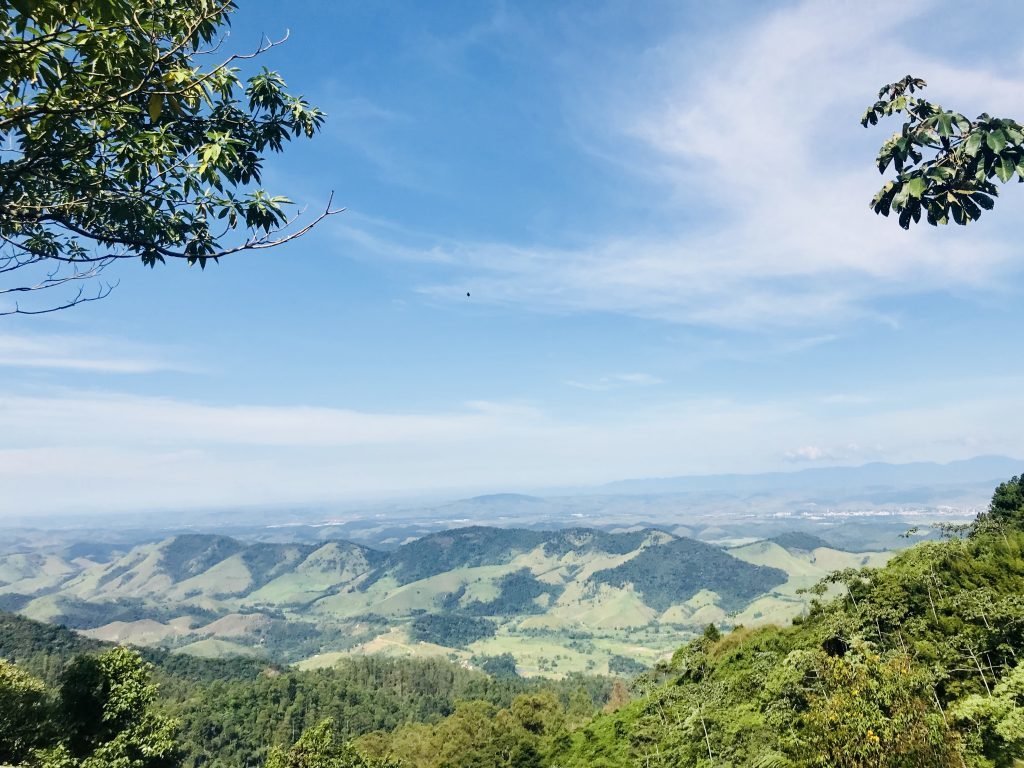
0, 526, 887, 676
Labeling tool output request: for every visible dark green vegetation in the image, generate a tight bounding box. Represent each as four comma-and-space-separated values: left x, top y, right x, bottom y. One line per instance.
368, 527, 550, 586
864, 76, 1024, 228
0, 611, 612, 767
465, 569, 564, 616
48, 598, 220, 630
1, 645, 178, 768
590, 537, 786, 611
0, 613, 104, 680
0, 0, 336, 316
409, 614, 496, 647
768, 532, 834, 552
158, 535, 248, 583
475, 652, 519, 678
266, 719, 396, 768
541, 529, 657, 557
440, 568, 565, 618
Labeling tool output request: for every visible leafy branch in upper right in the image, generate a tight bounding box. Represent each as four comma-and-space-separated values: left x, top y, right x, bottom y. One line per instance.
863, 75, 1024, 229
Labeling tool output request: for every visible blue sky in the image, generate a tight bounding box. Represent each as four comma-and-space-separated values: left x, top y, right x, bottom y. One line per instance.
4, 0, 1024, 515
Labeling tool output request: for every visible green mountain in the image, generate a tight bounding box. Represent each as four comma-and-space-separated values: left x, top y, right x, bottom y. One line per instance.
590, 536, 785, 611
767, 531, 835, 551
0, 526, 885, 676
367, 526, 551, 586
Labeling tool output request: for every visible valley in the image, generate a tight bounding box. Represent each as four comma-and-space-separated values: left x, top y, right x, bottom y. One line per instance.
3, 458, 998, 678
0, 523, 891, 676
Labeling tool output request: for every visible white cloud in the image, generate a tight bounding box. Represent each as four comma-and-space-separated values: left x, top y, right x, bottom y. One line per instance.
785, 445, 832, 462
784, 443, 882, 463
0, 391, 542, 448
565, 372, 663, 391
820, 393, 876, 406
335, 0, 1024, 329
0, 333, 191, 374
4, 383, 1024, 514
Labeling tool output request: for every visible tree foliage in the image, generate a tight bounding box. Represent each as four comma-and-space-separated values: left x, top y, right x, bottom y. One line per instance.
55, 647, 179, 766
0, 0, 337, 315
266, 720, 396, 768
863, 75, 1024, 228
0, 615, 612, 768
44, 647, 180, 768
539, 475, 1024, 767
0, 647, 180, 768
0, 659, 50, 765
408, 614, 496, 648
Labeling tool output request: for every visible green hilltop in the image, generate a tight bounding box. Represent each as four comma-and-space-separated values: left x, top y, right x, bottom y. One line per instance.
0, 525, 867, 675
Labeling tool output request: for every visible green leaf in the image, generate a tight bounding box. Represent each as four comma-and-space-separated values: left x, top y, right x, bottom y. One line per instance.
936, 112, 953, 137
964, 131, 984, 157
147, 93, 162, 123
996, 156, 1016, 183
906, 177, 927, 199
0, 0, 329, 313
872, 182, 896, 216
986, 129, 1007, 153
892, 183, 911, 210
925, 200, 947, 225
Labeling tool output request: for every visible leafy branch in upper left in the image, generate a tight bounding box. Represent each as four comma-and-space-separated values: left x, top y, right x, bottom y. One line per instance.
0, 0, 342, 315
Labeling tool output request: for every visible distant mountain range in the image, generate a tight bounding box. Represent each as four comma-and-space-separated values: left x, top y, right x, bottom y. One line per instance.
592, 455, 1022, 496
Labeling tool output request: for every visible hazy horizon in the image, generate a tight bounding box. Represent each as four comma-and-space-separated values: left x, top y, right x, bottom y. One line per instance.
1, 453, 1014, 521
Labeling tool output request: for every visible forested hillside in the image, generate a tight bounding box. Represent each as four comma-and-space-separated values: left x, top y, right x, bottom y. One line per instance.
356, 474, 1024, 767
0, 611, 613, 767
4, 476, 1024, 766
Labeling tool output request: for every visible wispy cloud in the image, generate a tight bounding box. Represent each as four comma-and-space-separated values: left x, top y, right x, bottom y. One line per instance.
820, 393, 876, 406
0, 334, 192, 374
4, 383, 1024, 514
565, 372, 663, 391
334, 0, 1024, 329
784, 443, 883, 464
415, 2, 524, 74
0, 391, 541, 447
332, 211, 455, 265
